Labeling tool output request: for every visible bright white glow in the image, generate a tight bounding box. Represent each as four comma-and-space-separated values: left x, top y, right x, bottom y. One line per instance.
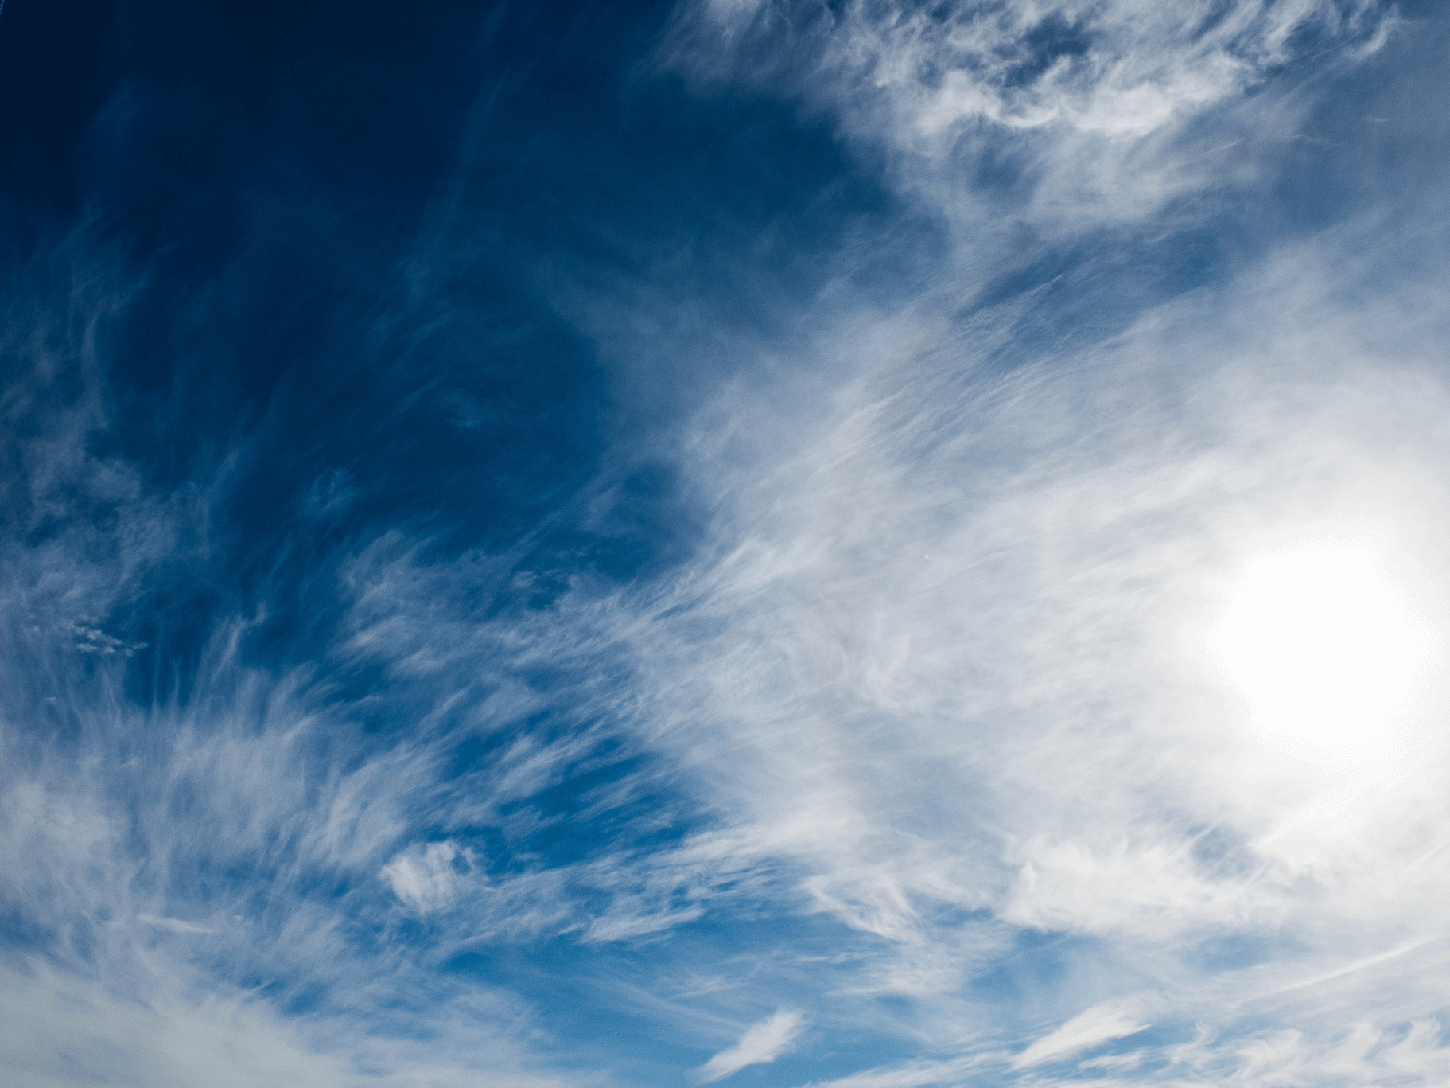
1209, 543, 1436, 771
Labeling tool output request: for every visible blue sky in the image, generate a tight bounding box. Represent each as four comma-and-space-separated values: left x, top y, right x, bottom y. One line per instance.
3, 1, 1450, 1085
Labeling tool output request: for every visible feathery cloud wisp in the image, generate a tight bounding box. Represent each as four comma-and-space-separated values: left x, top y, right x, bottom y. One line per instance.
695, 1010, 806, 1083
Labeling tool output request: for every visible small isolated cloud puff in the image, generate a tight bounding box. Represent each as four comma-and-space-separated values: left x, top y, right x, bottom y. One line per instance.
72, 623, 148, 656
694, 1010, 806, 1083
1012, 998, 1152, 1068
380, 840, 469, 913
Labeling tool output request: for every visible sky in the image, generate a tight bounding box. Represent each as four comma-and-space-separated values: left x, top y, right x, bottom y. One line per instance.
2, 0, 1450, 1086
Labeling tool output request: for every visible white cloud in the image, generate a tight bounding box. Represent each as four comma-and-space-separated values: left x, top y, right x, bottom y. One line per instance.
788, 1055, 992, 1088
665, 0, 1392, 231
0, 963, 580, 1088
695, 1010, 806, 1082
1012, 999, 1152, 1068
711, 213, 1438, 901
380, 840, 468, 913
539, 185, 1450, 1079
137, 914, 217, 936
0, 964, 349, 1088
1000, 837, 1259, 938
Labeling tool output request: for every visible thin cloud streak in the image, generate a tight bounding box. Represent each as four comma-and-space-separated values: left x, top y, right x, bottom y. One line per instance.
696, 1010, 807, 1083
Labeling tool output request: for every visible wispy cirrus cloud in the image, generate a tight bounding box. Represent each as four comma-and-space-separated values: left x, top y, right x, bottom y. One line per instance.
664, 0, 1393, 232
536, 164, 1450, 1077
696, 1010, 807, 1082
1011, 998, 1152, 1068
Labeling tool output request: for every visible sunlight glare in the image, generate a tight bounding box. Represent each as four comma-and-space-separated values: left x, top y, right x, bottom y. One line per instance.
1210, 543, 1436, 766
